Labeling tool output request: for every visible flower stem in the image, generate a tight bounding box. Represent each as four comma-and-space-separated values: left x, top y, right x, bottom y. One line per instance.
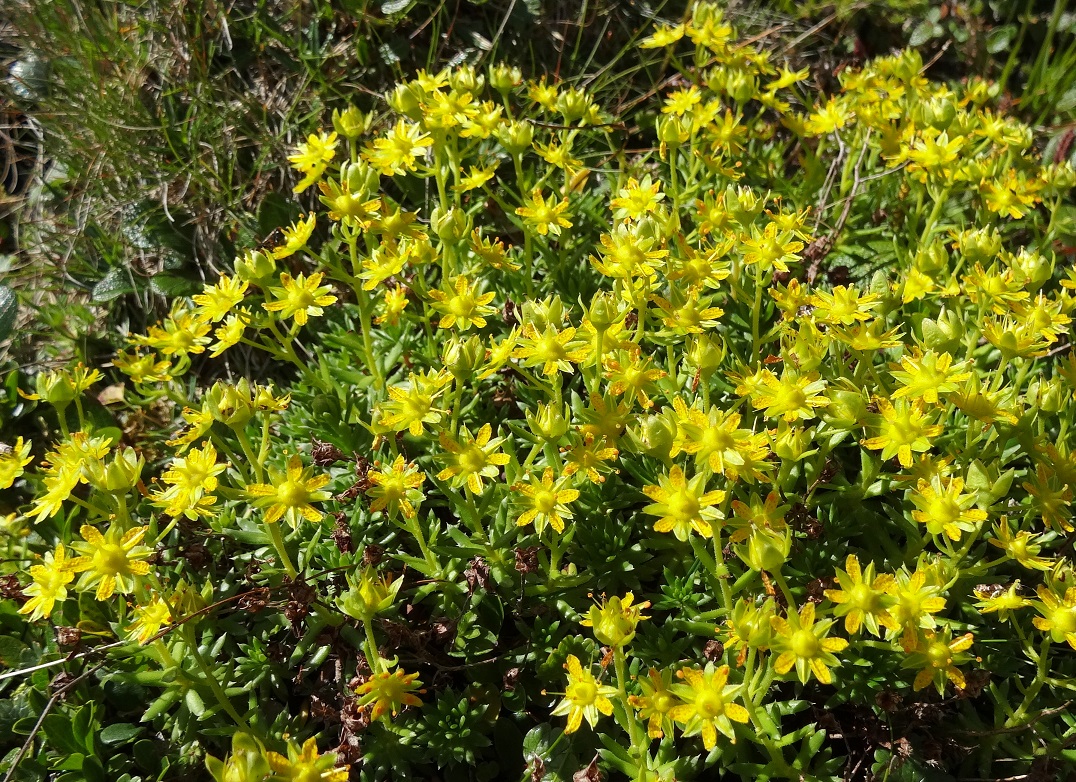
266, 521, 299, 579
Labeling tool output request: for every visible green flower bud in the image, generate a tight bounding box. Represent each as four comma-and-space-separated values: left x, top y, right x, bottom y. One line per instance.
387, 82, 423, 119
1007, 248, 1052, 291
685, 333, 726, 379
525, 402, 570, 442
338, 567, 403, 621
631, 410, 678, 458
495, 120, 534, 155
556, 86, 591, 123
521, 295, 566, 332
656, 115, 688, 147
234, 249, 277, 284
443, 336, 485, 382
31, 369, 77, 407
919, 308, 964, 354
489, 63, 522, 94
430, 206, 470, 244
953, 226, 1002, 265
205, 732, 270, 782
332, 105, 369, 140
736, 527, 791, 573
920, 94, 956, 131
207, 379, 255, 429
1030, 377, 1065, 413
917, 238, 949, 275
771, 421, 816, 462
586, 291, 630, 331
725, 70, 757, 104
85, 447, 144, 495
821, 386, 868, 431
449, 65, 483, 95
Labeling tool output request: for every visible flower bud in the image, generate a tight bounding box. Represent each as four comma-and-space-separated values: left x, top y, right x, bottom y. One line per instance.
1007, 248, 1052, 291
685, 333, 726, 379
386, 82, 423, 119
821, 386, 868, 431
338, 567, 403, 621
31, 369, 77, 407
495, 120, 534, 155
581, 592, 650, 648
443, 336, 485, 382
586, 291, 630, 332
919, 308, 964, 354
631, 410, 678, 458
771, 421, 816, 462
207, 379, 255, 429
332, 105, 369, 140
556, 87, 591, 123
430, 206, 470, 244
489, 63, 522, 94
917, 237, 949, 276
85, 447, 144, 495
725, 70, 757, 104
726, 597, 776, 652
1029, 377, 1066, 413
920, 94, 956, 131
525, 402, 570, 442
953, 226, 1002, 265
656, 115, 688, 148
449, 65, 483, 95
520, 295, 566, 331
736, 527, 791, 573
234, 249, 277, 284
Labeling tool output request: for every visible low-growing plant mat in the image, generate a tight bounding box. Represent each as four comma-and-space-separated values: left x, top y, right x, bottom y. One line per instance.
4, 3, 1076, 782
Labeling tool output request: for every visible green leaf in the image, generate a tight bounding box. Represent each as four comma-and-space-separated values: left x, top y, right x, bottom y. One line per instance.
0, 284, 17, 343
99, 723, 143, 746
141, 690, 181, 723
184, 688, 206, 717
92, 267, 135, 302
909, 20, 937, 47
381, 0, 412, 13
149, 274, 199, 298
43, 714, 87, 755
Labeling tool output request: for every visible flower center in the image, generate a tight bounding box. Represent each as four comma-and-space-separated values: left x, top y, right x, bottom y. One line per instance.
278, 480, 309, 508
791, 629, 819, 658
695, 691, 724, 719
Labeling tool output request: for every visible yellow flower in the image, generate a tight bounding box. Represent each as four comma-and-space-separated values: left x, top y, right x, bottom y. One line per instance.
902, 629, 975, 693
262, 271, 337, 326
271, 214, 316, 260
750, 369, 828, 423
861, 397, 943, 468
1033, 585, 1076, 649
602, 348, 667, 409
610, 176, 665, 221
562, 433, 619, 484
437, 423, 510, 495
989, 518, 1053, 570
512, 467, 579, 534
910, 474, 987, 541
974, 581, 1030, 622
889, 350, 972, 404
428, 276, 497, 331
18, 543, 76, 621
152, 441, 227, 520
809, 285, 880, 326
824, 554, 897, 637
367, 456, 425, 519
128, 593, 174, 645
769, 602, 848, 685
515, 188, 572, 237
355, 668, 424, 721
581, 592, 650, 648
288, 130, 338, 193
885, 567, 948, 650
192, 275, 249, 323
641, 465, 725, 541
69, 524, 153, 601
550, 655, 617, 734
266, 737, 349, 781
247, 454, 332, 527
669, 664, 749, 749
376, 370, 452, 437
0, 436, 32, 490
512, 323, 591, 376
363, 119, 432, 176
628, 669, 678, 739
134, 307, 212, 357
453, 164, 497, 193
640, 23, 685, 48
